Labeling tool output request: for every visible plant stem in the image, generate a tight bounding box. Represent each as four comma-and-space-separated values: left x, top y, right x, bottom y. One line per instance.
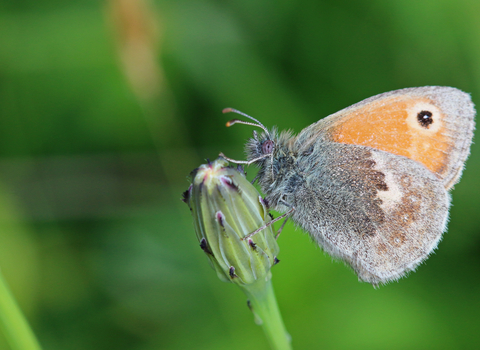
0, 271, 42, 350
241, 278, 292, 350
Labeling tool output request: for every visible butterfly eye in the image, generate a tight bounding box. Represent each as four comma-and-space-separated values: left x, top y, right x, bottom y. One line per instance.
262, 140, 275, 154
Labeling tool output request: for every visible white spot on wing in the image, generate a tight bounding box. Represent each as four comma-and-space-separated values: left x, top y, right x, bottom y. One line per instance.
372, 152, 403, 211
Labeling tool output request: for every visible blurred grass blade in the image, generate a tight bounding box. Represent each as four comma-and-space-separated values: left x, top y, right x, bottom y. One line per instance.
0, 271, 42, 350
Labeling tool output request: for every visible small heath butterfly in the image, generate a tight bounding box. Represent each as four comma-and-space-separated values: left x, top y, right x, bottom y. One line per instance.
221, 86, 475, 285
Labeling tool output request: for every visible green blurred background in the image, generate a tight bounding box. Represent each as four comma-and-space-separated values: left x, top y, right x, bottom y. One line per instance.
1, 0, 480, 349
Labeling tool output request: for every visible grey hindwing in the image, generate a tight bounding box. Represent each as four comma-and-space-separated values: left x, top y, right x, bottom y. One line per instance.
288, 141, 449, 284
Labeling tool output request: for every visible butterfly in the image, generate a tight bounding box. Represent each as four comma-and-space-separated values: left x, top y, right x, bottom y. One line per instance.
220, 86, 475, 285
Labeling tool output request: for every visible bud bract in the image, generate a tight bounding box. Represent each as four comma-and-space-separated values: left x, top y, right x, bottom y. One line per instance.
183, 158, 279, 285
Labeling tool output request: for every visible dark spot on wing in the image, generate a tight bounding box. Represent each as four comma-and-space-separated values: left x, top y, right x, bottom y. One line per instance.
417, 110, 433, 128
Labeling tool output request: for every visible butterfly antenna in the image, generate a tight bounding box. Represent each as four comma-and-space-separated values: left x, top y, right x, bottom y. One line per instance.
223, 108, 270, 137
221, 108, 272, 165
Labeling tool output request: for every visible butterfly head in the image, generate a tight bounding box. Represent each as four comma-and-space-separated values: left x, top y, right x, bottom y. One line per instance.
245, 129, 276, 162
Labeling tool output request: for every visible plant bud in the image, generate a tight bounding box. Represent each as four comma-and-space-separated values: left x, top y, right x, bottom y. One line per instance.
183, 158, 279, 285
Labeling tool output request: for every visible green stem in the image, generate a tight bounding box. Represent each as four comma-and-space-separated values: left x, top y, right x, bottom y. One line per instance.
241, 278, 292, 350
0, 271, 42, 350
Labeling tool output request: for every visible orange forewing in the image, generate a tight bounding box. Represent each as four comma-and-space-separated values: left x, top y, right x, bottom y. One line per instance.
327, 96, 452, 179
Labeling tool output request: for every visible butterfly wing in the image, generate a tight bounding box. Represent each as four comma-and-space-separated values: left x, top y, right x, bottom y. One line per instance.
296, 86, 475, 190
284, 86, 474, 284
290, 143, 449, 285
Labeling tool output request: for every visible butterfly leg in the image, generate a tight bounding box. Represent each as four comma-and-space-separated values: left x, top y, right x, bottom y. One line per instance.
242, 199, 296, 241
275, 199, 295, 239
275, 217, 289, 240
251, 173, 260, 184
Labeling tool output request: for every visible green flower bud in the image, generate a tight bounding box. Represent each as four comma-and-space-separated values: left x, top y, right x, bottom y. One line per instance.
183, 158, 279, 285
